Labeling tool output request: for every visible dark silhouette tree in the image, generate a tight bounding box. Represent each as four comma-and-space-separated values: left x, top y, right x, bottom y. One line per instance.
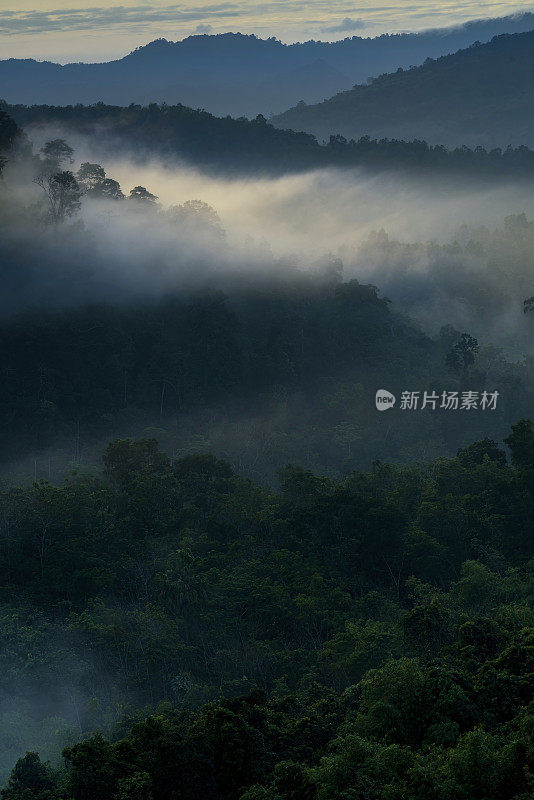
35, 170, 82, 224
77, 162, 106, 190
446, 333, 479, 375
129, 185, 158, 204
504, 418, 534, 468
40, 138, 74, 173
457, 437, 507, 467
0, 109, 19, 174
77, 162, 125, 199
0, 752, 55, 800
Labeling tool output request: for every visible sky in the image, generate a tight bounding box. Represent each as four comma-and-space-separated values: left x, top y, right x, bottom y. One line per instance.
0, 1, 533, 62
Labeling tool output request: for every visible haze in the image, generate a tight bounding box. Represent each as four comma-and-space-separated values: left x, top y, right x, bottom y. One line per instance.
5, 129, 534, 353
1, 1, 533, 61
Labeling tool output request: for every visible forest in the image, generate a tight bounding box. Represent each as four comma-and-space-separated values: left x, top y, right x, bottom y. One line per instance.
0, 109, 532, 481
0, 59, 532, 800
0, 424, 532, 798
7, 101, 534, 178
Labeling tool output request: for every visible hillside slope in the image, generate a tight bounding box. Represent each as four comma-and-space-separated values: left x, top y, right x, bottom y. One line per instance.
272, 31, 534, 149
1, 13, 534, 117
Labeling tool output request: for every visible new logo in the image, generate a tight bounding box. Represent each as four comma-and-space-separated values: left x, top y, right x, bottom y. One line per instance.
375, 389, 396, 411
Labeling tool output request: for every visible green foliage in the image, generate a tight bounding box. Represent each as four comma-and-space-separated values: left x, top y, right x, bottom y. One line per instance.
1, 752, 56, 800
129, 186, 158, 204
504, 419, 534, 469
0, 424, 531, 797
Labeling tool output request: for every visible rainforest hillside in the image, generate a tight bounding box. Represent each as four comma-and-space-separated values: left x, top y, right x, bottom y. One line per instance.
0, 90, 532, 800
0, 423, 532, 797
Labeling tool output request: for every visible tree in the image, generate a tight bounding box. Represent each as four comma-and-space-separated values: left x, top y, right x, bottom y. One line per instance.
115, 772, 152, 800
97, 177, 125, 200
167, 200, 223, 237
77, 162, 105, 190
271, 761, 316, 800
34, 170, 82, 224
102, 438, 170, 487
504, 418, 534, 469
77, 163, 124, 199
456, 437, 506, 467
1, 752, 56, 800
446, 333, 479, 375
0, 109, 19, 174
63, 734, 116, 800
129, 186, 158, 204
40, 139, 74, 172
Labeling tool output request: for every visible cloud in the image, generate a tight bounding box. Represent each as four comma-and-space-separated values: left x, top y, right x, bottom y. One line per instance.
321, 16, 366, 33
195, 23, 213, 34
0, 5, 240, 35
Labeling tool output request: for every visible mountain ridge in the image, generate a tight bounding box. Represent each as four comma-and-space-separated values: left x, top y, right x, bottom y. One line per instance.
2, 13, 534, 117
272, 30, 534, 149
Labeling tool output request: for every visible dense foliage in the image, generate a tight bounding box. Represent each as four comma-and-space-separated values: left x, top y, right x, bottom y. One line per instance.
6, 102, 534, 177
0, 114, 532, 483
0, 423, 532, 797
0, 271, 533, 483
0, 101, 531, 800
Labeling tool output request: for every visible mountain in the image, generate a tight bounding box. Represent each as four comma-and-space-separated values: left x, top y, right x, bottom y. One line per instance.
1, 13, 534, 117
272, 31, 534, 149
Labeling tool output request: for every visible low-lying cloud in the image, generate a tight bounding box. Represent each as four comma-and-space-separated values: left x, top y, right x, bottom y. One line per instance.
3, 129, 534, 355
321, 17, 366, 33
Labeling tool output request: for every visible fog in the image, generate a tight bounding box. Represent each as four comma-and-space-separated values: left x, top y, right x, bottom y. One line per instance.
3, 134, 534, 353
106, 157, 534, 251
1, 129, 534, 784
106, 158, 534, 351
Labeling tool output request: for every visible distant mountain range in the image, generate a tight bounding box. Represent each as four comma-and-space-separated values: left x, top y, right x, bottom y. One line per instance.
1, 13, 534, 117
273, 30, 534, 149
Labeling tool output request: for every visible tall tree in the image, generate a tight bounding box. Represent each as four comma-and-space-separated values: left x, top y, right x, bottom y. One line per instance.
35, 170, 82, 224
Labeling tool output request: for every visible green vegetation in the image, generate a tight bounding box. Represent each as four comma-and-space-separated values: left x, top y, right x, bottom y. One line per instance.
0, 107, 531, 800
1, 273, 533, 483
0, 423, 532, 797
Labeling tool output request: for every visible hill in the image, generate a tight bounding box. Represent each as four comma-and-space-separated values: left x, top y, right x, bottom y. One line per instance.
1, 13, 534, 117
8, 101, 534, 179
272, 31, 534, 149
